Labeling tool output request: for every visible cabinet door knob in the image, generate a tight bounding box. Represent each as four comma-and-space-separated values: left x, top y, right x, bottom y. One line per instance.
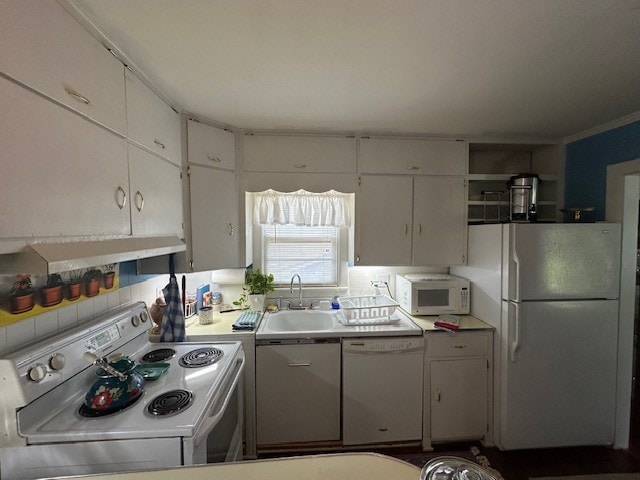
228, 223, 234, 236
407, 165, 419, 171
64, 88, 90, 105
135, 190, 145, 212
404, 224, 408, 235
294, 164, 307, 169
288, 362, 311, 367
437, 389, 441, 402
116, 186, 127, 210
153, 139, 166, 149
207, 155, 221, 163
418, 223, 422, 235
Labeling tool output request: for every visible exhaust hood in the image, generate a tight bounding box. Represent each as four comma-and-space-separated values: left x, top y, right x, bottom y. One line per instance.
0, 236, 186, 275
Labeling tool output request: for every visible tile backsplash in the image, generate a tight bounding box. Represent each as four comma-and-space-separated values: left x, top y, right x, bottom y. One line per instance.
0, 265, 449, 355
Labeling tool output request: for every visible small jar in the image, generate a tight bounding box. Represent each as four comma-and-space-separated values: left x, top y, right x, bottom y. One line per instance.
199, 306, 214, 325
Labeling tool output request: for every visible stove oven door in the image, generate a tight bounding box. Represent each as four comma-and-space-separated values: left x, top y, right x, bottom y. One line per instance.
183, 352, 245, 464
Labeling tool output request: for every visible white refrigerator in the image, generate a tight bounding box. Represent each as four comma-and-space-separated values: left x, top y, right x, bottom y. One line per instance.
453, 223, 621, 450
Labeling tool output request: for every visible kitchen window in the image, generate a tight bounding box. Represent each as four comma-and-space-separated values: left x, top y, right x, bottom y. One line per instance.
247, 190, 354, 286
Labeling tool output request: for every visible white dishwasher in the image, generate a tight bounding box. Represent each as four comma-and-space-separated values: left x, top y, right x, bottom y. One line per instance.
342, 336, 424, 445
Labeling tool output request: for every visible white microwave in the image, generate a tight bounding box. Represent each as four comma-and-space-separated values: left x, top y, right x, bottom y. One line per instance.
395, 274, 470, 316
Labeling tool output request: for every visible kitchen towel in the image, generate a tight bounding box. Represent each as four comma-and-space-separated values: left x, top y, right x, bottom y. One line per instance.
159, 276, 186, 342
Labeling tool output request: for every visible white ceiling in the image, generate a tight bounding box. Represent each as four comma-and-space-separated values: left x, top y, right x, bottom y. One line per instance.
70, 0, 640, 139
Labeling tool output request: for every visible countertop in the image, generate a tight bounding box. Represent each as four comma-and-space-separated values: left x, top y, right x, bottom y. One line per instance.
406, 313, 494, 331
150, 308, 493, 341
52, 453, 420, 480
149, 310, 257, 342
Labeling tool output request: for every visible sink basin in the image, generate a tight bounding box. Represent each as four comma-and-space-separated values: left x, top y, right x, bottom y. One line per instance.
262, 310, 336, 332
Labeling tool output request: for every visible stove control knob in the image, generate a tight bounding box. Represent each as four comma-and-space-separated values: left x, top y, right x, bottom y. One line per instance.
131, 314, 141, 327
28, 364, 47, 382
140, 310, 149, 323
49, 353, 66, 371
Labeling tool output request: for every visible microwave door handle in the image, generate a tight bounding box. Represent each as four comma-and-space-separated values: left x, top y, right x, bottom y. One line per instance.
191, 355, 245, 446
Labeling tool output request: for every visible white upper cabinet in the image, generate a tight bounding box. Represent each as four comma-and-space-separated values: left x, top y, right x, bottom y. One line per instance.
188, 165, 240, 271
413, 176, 467, 266
0, 75, 130, 238
356, 176, 414, 265
125, 71, 181, 166
187, 119, 236, 170
128, 145, 184, 237
359, 137, 467, 175
0, 1, 126, 134
356, 175, 467, 266
243, 134, 357, 173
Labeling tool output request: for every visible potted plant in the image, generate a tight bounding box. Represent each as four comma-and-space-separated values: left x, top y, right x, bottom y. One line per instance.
102, 264, 116, 289
67, 270, 83, 301
83, 268, 102, 297
233, 268, 274, 311
10, 274, 35, 314
40, 273, 64, 307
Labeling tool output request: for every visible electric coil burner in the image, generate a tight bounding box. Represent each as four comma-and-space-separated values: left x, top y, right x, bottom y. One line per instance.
141, 347, 176, 363
179, 347, 224, 368
147, 389, 193, 417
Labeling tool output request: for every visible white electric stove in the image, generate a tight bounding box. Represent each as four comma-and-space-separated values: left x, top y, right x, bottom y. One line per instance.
0, 302, 245, 480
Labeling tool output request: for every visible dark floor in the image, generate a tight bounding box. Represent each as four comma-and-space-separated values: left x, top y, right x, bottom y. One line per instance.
260, 440, 640, 479
383, 441, 640, 480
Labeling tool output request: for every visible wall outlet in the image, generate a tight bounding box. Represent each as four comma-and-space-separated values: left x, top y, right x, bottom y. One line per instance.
376, 273, 389, 284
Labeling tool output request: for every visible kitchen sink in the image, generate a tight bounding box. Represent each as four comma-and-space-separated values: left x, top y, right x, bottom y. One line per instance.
255, 307, 422, 340
262, 310, 337, 333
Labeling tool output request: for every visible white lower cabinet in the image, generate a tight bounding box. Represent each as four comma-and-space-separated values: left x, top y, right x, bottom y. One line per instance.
256, 342, 341, 445
424, 330, 493, 449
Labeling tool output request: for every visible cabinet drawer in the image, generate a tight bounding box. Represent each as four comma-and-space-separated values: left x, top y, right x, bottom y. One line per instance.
187, 119, 236, 170
359, 137, 467, 175
243, 134, 356, 173
427, 333, 489, 358
0, 1, 126, 134
126, 71, 181, 166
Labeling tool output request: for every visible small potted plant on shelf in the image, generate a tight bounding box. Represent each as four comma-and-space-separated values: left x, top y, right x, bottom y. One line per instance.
40, 273, 64, 307
67, 270, 83, 301
10, 274, 35, 314
102, 264, 116, 289
233, 268, 274, 311
83, 268, 102, 298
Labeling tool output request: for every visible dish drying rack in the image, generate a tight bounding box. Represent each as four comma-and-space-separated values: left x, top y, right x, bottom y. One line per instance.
336, 295, 400, 326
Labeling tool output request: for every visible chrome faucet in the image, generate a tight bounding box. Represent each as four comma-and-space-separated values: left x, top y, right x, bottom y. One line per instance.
289, 274, 304, 309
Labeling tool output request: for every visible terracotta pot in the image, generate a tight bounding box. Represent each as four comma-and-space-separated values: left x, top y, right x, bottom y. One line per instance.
10, 291, 35, 314
67, 282, 82, 301
40, 285, 64, 307
103, 271, 116, 289
85, 279, 101, 297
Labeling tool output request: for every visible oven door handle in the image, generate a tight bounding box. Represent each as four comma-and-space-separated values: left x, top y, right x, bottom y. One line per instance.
192, 355, 245, 446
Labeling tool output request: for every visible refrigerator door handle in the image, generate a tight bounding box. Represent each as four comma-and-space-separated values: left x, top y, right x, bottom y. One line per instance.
512, 227, 521, 302
509, 302, 520, 362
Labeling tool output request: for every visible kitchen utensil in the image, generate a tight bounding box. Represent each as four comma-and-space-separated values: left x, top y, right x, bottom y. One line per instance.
420, 456, 500, 480
133, 362, 170, 380
82, 352, 145, 412
508, 173, 540, 222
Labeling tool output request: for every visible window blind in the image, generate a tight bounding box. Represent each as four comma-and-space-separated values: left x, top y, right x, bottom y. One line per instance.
263, 224, 338, 285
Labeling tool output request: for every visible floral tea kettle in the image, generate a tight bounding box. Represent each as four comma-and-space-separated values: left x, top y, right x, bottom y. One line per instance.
83, 352, 145, 413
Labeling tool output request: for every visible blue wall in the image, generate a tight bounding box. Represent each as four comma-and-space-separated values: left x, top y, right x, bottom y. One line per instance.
565, 120, 640, 221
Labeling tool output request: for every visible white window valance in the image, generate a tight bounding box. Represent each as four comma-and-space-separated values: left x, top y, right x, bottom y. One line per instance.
252, 189, 351, 227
